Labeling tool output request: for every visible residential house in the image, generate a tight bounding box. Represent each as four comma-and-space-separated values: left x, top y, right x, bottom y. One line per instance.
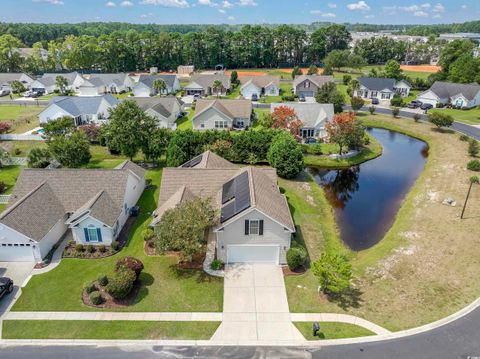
132, 74, 181, 97
39, 95, 119, 126
355, 77, 411, 100
0, 73, 35, 92
31, 72, 85, 94
192, 99, 252, 130
292, 75, 334, 98
77, 74, 134, 96
132, 97, 185, 130
150, 151, 295, 264
240, 76, 280, 100
271, 102, 334, 139
15, 47, 49, 61
0, 161, 145, 262
184, 73, 231, 97
417, 81, 480, 109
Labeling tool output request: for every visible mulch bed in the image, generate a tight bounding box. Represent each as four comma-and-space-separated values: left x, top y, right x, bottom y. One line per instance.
143, 244, 205, 269
82, 280, 142, 309
144, 241, 157, 256
282, 266, 307, 276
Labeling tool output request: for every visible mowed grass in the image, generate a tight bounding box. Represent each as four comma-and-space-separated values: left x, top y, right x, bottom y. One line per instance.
0, 165, 22, 213
12, 168, 224, 312
431, 107, 480, 126
177, 109, 194, 130
284, 114, 480, 331
2, 320, 220, 340
294, 322, 375, 340
0, 105, 43, 133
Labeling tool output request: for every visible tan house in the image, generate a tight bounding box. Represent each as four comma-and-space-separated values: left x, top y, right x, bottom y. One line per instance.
292, 75, 334, 98
240, 75, 280, 100
151, 151, 295, 264
184, 73, 231, 97
192, 99, 252, 130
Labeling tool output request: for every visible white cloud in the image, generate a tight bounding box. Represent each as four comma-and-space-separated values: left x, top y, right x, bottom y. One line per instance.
32, 0, 64, 5
227, 15, 235, 20
365, 14, 374, 18
420, 3, 431, 8
432, 13, 441, 18
347, 1, 370, 11
222, 0, 234, 8
461, 4, 467, 9
433, 3, 445, 12
218, 8, 226, 13
121, 0, 133, 6
414, 10, 428, 16
237, 0, 257, 7
327, 3, 336, 8
140, 0, 190, 7
310, 10, 336, 17
106, 1, 116, 7
198, 0, 213, 5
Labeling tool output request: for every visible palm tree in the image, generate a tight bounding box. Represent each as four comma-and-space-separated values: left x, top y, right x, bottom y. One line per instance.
461, 176, 479, 219
152, 79, 167, 96
212, 80, 223, 98
55, 75, 68, 95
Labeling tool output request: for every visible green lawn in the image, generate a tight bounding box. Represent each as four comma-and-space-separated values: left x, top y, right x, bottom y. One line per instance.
0, 165, 22, 212
0, 105, 43, 134
294, 322, 375, 340
431, 107, 480, 125
2, 320, 220, 340
12, 168, 224, 312
177, 109, 194, 130
113, 92, 133, 100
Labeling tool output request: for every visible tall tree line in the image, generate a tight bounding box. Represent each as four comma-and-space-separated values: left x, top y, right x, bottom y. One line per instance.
0, 24, 351, 73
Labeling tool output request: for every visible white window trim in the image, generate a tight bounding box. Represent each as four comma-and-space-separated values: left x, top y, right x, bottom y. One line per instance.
249, 219, 260, 235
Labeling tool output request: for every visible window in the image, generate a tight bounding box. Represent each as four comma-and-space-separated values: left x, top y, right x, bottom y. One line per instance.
249, 220, 260, 235
200, 124, 205, 128
87, 227, 99, 242
124, 203, 128, 214
371, 91, 378, 98
215, 120, 228, 129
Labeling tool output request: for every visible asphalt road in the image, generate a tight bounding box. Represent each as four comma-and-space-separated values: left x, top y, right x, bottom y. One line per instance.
3, 305, 480, 359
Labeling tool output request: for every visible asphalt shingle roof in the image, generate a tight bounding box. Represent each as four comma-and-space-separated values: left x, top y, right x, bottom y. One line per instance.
240, 75, 280, 90
428, 81, 480, 101
0, 73, 32, 86
194, 99, 252, 120
270, 102, 334, 129
49, 94, 118, 116
293, 75, 334, 89
185, 74, 230, 91
358, 77, 397, 92
138, 74, 177, 89
131, 97, 183, 123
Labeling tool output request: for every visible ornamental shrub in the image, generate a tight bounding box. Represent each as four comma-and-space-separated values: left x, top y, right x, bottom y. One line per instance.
98, 244, 106, 253
111, 241, 120, 251
98, 275, 109, 286
467, 160, 480, 171
84, 282, 97, 294
106, 267, 136, 300
390, 95, 404, 107
459, 134, 470, 142
86, 244, 94, 253
142, 228, 155, 242
89, 291, 103, 305
267, 132, 304, 179
286, 247, 307, 271
210, 259, 224, 271
469, 140, 479, 157
115, 256, 144, 279
392, 107, 400, 118
75, 244, 84, 252
413, 114, 421, 122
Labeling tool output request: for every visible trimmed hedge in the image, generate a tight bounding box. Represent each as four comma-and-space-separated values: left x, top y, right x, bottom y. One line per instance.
89, 291, 103, 305
106, 267, 136, 300
286, 247, 307, 271
115, 257, 144, 279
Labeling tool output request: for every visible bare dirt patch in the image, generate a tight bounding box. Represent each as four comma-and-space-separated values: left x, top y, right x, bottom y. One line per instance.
400, 65, 441, 73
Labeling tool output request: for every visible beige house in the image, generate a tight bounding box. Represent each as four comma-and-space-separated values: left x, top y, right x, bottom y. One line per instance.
184, 73, 231, 97
240, 75, 280, 99
192, 99, 252, 130
292, 75, 334, 98
151, 151, 295, 264
131, 97, 185, 130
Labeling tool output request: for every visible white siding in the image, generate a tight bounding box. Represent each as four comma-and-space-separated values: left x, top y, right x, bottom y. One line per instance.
77, 86, 101, 97
72, 216, 114, 245
215, 209, 292, 264
0, 223, 37, 262
38, 214, 68, 259
417, 90, 440, 106
39, 104, 73, 124
241, 83, 261, 100
133, 82, 152, 97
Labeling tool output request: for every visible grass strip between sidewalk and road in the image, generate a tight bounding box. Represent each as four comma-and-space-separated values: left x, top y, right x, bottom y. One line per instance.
2, 320, 220, 340
294, 322, 375, 340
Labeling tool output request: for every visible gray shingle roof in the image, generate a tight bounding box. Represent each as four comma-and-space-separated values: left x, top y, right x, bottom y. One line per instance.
428, 81, 480, 101
131, 97, 183, 122
194, 99, 252, 120
0, 73, 33, 86
293, 75, 334, 89
240, 75, 280, 90
48, 95, 118, 116
270, 102, 334, 128
358, 77, 397, 92
138, 74, 178, 89
185, 74, 230, 91
0, 162, 145, 241
41, 72, 83, 86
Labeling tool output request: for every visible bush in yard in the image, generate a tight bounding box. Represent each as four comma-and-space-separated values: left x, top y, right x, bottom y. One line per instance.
27, 148, 52, 168
89, 291, 103, 305
343, 74, 352, 85
390, 95, 404, 107
413, 114, 421, 122
84, 282, 97, 294
98, 244, 106, 253
106, 267, 136, 300
98, 275, 109, 286
111, 241, 120, 251
75, 244, 84, 252
86, 244, 94, 253
210, 259, 224, 271
286, 247, 307, 271
142, 228, 155, 242
267, 132, 304, 179
428, 112, 454, 129
312, 253, 352, 295
467, 160, 480, 171
115, 256, 144, 279
0, 122, 11, 134
392, 107, 400, 118
350, 97, 365, 112
368, 106, 376, 115
469, 140, 479, 157
0, 181, 6, 194
460, 134, 470, 142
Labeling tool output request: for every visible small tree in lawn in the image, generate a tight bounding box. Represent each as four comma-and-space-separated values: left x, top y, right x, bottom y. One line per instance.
325, 112, 365, 155
10, 80, 25, 95
468, 140, 479, 157
55, 75, 68, 94
291, 66, 303, 79
152, 78, 167, 96
212, 80, 223, 98
307, 64, 318, 75
392, 107, 400, 118
27, 148, 52, 168
413, 113, 421, 122
48, 131, 91, 168
267, 131, 304, 179
312, 253, 352, 295
271, 105, 304, 139
461, 176, 479, 219
154, 198, 216, 263
428, 112, 454, 130
141, 127, 172, 164
368, 106, 376, 115
316, 82, 345, 113
350, 96, 365, 112
230, 70, 239, 86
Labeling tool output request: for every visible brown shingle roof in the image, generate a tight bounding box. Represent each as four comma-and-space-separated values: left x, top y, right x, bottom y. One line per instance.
240, 75, 280, 89
195, 151, 239, 169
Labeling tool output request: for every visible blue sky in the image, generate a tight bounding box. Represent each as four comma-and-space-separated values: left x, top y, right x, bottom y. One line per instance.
1, 0, 479, 25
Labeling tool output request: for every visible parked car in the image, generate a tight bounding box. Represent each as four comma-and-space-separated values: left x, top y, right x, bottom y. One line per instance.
193, 94, 200, 101
420, 103, 433, 111
299, 94, 306, 102
407, 100, 423, 109
0, 277, 13, 300
251, 93, 258, 101
371, 98, 379, 105
304, 137, 317, 144
0, 89, 10, 97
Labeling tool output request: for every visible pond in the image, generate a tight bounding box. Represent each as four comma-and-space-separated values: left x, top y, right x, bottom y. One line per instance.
308, 127, 428, 251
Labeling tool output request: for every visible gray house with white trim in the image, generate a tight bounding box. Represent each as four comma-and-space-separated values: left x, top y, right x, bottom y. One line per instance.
133, 74, 180, 97
417, 81, 480, 109
355, 77, 411, 100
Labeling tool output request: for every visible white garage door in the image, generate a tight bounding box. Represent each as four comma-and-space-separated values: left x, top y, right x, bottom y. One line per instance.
227, 245, 279, 264
417, 96, 437, 106
0, 243, 35, 262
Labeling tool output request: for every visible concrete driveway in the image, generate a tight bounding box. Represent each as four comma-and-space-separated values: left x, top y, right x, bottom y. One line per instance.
0, 262, 34, 316
212, 264, 303, 343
